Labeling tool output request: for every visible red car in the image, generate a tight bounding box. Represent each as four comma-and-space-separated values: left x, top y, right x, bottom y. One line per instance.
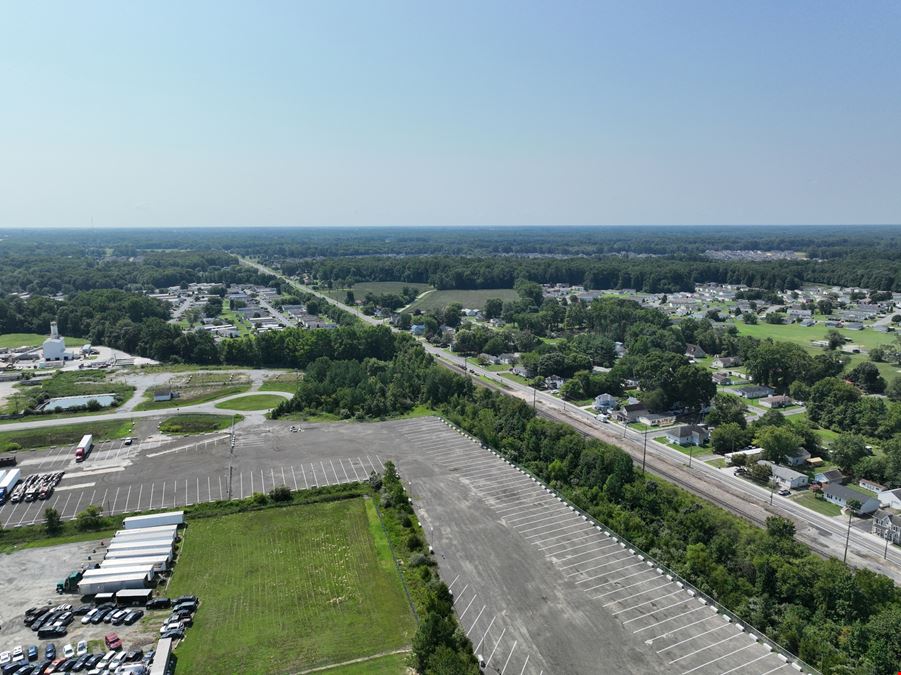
104, 632, 123, 650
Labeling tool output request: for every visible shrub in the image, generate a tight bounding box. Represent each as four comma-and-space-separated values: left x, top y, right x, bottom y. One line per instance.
250, 492, 268, 505
409, 552, 429, 567
401, 514, 412, 528
268, 486, 292, 502
406, 533, 422, 551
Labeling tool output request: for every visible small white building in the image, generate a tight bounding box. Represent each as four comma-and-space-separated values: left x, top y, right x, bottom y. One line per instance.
42, 322, 73, 363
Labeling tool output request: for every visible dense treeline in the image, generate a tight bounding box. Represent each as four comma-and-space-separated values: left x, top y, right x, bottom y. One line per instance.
270, 325, 899, 673
4, 225, 900, 259
300, 252, 900, 292
0, 250, 273, 295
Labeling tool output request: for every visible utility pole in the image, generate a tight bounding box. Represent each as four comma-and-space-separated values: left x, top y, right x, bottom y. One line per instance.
844, 500, 861, 564
532, 387, 536, 410
641, 432, 648, 475
688, 443, 693, 469
769, 479, 776, 505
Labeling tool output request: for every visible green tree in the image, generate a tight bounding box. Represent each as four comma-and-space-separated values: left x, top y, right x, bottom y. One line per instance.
75, 504, 104, 531
711, 422, 751, 454
826, 329, 845, 350
706, 393, 748, 428
483, 297, 503, 320
829, 434, 869, 474
344, 290, 355, 305
766, 516, 795, 541
755, 426, 800, 464
887, 377, 901, 402
44, 507, 62, 534
846, 361, 886, 394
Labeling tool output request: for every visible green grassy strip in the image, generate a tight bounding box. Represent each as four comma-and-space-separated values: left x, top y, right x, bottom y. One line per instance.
0, 418, 133, 453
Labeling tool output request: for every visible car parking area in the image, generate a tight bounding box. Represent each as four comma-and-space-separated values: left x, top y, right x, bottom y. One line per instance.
1, 426, 386, 529
391, 417, 805, 675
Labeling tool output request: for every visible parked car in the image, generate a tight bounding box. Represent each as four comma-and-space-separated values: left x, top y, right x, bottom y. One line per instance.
145, 598, 170, 610
173, 595, 197, 605
104, 634, 122, 651
122, 610, 143, 626
62, 646, 74, 660
44, 645, 56, 661
75, 642, 86, 658
160, 628, 184, 640
25, 648, 37, 663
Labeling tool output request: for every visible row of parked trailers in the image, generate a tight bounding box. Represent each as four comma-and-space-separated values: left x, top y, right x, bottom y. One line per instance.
77, 511, 184, 596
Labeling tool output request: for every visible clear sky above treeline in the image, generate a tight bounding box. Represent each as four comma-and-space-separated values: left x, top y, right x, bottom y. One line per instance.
1, 1, 899, 228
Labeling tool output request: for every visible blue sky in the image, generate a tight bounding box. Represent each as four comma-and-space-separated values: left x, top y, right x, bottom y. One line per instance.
1, 1, 899, 227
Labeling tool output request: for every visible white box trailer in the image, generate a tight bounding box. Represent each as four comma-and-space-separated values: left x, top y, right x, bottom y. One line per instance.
113, 525, 178, 540
83, 564, 155, 579
112, 532, 176, 548
123, 511, 184, 530
78, 572, 152, 595
104, 547, 173, 562
108, 538, 174, 551
100, 555, 170, 573
0, 467, 21, 503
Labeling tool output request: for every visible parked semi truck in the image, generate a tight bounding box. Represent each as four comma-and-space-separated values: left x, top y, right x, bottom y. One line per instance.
0, 467, 21, 504
56, 570, 83, 594
75, 434, 94, 462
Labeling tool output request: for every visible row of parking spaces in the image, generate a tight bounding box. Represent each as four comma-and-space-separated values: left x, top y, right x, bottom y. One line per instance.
2, 455, 386, 529
17, 438, 161, 470
447, 572, 546, 675
404, 420, 805, 675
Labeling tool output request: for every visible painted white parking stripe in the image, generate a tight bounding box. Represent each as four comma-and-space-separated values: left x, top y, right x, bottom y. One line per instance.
539, 533, 600, 551
660, 623, 735, 655
460, 594, 477, 619
644, 613, 721, 642
583, 564, 654, 589
576, 560, 646, 583
500, 640, 517, 675
623, 598, 695, 627
680, 642, 757, 675
717, 652, 770, 675
612, 589, 683, 616
474, 615, 496, 651
486, 627, 507, 665
758, 664, 793, 675
467, 605, 486, 634
599, 580, 671, 604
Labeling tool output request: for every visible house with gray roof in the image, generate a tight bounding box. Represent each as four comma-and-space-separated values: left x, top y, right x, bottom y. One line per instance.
822, 484, 879, 514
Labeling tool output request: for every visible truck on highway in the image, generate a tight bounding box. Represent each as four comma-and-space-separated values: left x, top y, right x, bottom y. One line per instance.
75, 434, 94, 462
0, 467, 21, 504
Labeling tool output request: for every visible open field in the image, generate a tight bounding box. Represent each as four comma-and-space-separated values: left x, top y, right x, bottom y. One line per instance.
166, 499, 415, 674
322, 281, 430, 303
260, 372, 303, 393
0, 333, 88, 349
0, 417, 132, 452
407, 288, 519, 312
220, 297, 253, 335
135, 371, 252, 410
159, 413, 238, 434
215, 393, 286, 411
733, 322, 901, 382
321, 652, 410, 674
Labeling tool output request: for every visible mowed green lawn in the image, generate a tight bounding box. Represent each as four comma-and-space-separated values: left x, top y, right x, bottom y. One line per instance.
214, 394, 286, 411
0, 333, 88, 349
407, 288, 519, 312
322, 281, 430, 303
167, 499, 415, 674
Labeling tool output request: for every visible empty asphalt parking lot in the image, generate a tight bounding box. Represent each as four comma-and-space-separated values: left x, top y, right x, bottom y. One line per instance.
2, 415, 811, 674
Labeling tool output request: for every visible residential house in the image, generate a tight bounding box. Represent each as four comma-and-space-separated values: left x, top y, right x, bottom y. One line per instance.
685, 344, 707, 359
512, 365, 533, 379
814, 469, 847, 485
411, 324, 426, 336
614, 403, 649, 423
479, 353, 500, 366
665, 425, 710, 446
822, 484, 879, 514
757, 460, 809, 490
843, 322, 864, 331
735, 385, 775, 399
859, 479, 886, 494
592, 393, 619, 411
712, 355, 742, 369
544, 375, 565, 391
759, 395, 793, 409
497, 353, 517, 366
800, 319, 816, 327
872, 510, 901, 544
638, 412, 676, 427
712, 372, 732, 386
878, 487, 901, 510
784, 448, 811, 467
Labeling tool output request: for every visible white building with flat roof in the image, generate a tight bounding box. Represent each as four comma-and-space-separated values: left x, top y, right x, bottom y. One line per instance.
42, 321, 73, 363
